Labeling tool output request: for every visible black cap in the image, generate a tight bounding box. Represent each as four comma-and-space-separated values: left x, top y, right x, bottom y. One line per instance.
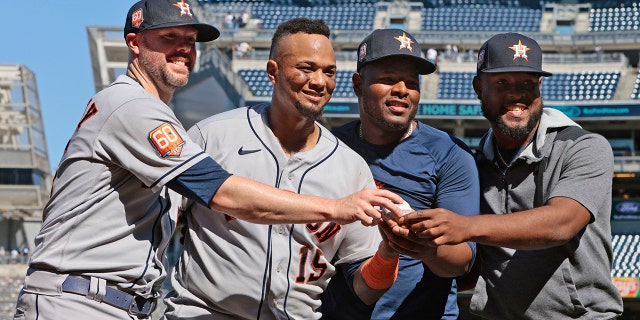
124, 0, 220, 42
357, 29, 436, 75
477, 32, 551, 77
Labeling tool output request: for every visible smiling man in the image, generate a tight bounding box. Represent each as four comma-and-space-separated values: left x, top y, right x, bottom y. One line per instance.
321, 28, 479, 320
164, 18, 401, 320
397, 32, 623, 319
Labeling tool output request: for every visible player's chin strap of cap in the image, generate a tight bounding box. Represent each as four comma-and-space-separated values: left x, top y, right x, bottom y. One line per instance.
61, 276, 157, 316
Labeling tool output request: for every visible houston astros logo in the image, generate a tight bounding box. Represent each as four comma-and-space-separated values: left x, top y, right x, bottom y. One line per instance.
394, 32, 414, 53
173, 0, 193, 17
509, 40, 530, 61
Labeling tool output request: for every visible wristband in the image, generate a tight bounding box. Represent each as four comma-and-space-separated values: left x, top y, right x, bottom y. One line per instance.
359, 252, 399, 290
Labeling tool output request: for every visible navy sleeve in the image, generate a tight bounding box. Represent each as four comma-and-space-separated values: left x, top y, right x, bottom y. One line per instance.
166, 157, 232, 207
320, 259, 373, 320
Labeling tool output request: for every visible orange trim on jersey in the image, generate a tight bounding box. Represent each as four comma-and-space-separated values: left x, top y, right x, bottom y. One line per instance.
149, 123, 185, 158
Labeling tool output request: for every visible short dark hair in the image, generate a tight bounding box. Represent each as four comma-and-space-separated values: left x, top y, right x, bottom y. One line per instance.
269, 18, 331, 60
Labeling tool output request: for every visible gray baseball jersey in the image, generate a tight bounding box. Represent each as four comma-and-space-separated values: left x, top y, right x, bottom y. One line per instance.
165, 104, 381, 320
27, 75, 208, 297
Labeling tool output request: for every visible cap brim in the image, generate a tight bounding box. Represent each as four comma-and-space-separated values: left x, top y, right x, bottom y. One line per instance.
145, 22, 220, 42
361, 55, 437, 75
194, 24, 220, 42
481, 66, 552, 77
410, 56, 437, 75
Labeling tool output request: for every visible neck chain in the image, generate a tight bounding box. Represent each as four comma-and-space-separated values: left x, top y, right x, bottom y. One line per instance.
359, 121, 414, 141
495, 147, 510, 168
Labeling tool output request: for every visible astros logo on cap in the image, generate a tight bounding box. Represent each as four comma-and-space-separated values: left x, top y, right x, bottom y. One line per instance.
510, 40, 530, 61
173, 0, 193, 17
394, 32, 414, 53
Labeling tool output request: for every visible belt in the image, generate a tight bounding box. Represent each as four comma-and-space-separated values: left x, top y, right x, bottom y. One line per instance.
61, 276, 157, 316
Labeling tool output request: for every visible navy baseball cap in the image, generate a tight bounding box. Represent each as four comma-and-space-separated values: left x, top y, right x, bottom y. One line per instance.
357, 29, 436, 75
124, 0, 220, 42
477, 32, 551, 77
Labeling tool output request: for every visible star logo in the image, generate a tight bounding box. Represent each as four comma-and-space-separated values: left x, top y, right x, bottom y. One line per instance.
394, 32, 414, 53
173, 0, 193, 18
509, 40, 530, 61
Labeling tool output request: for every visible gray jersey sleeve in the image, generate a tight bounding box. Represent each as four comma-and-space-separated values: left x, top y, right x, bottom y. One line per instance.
95, 97, 207, 191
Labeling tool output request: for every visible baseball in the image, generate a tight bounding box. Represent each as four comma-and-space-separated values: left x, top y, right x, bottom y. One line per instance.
382, 200, 413, 217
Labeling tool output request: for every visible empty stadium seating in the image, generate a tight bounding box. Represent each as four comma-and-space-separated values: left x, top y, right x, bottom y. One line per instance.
237, 69, 272, 97
437, 71, 621, 101
252, 2, 375, 30
421, 6, 542, 32
612, 234, 640, 277
589, 3, 640, 32
632, 70, 640, 100
238, 69, 355, 97
437, 72, 476, 100
239, 68, 624, 102
543, 71, 620, 101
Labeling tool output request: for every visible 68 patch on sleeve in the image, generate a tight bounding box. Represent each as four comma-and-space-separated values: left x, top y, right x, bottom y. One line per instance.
149, 123, 185, 158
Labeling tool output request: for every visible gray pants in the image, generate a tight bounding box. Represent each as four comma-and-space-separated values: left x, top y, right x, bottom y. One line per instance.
13, 269, 148, 320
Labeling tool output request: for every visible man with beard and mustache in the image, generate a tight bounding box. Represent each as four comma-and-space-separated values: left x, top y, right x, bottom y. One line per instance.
320, 28, 480, 320
12, 3, 405, 320
395, 33, 623, 319
163, 18, 401, 320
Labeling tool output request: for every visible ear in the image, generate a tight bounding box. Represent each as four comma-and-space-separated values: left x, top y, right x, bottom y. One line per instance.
126, 33, 141, 55
352, 72, 363, 97
538, 76, 543, 89
266, 60, 278, 84
472, 76, 481, 99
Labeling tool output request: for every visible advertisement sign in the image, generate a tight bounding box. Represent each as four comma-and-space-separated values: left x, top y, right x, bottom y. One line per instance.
612, 277, 640, 298
612, 200, 640, 220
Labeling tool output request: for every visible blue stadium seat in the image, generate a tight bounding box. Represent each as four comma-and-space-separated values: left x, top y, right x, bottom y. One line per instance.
437, 72, 476, 100
612, 234, 640, 277
422, 6, 541, 31
250, 3, 374, 30
589, 3, 640, 32
632, 70, 640, 100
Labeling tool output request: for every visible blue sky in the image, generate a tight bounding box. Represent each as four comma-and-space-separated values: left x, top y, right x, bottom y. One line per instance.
0, 1, 132, 172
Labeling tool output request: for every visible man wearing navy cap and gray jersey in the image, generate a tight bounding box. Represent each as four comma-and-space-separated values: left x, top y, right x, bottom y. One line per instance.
397, 32, 623, 319
11, 1, 404, 319
321, 28, 480, 320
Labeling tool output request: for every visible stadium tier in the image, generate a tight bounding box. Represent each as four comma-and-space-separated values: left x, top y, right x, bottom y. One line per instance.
421, 7, 541, 32
252, 2, 376, 30
238, 69, 624, 101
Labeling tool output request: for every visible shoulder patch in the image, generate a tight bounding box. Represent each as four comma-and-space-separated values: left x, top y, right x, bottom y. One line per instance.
149, 122, 185, 157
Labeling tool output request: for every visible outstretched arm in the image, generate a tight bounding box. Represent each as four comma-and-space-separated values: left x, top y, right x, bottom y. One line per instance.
399, 197, 590, 250
210, 175, 405, 226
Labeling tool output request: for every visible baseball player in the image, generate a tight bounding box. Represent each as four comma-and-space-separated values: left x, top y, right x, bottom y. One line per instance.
12, 2, 402, 319
321, 29, 479, 319
164, 18, 401, 320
